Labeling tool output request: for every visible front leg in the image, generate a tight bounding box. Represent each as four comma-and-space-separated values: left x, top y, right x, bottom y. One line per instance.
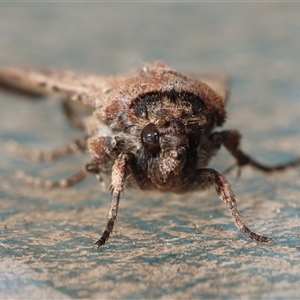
94, 152, 137, 248
210, 130, 300, 174
190, 168, 271, 243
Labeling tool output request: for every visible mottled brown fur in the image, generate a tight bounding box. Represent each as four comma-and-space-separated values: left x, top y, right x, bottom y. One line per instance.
1, 61, 299, 248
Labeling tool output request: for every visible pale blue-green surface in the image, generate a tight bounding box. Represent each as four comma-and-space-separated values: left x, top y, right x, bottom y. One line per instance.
1, 3, 300, 299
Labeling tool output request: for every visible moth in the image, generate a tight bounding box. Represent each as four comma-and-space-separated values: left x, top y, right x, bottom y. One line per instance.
0, 61, 299, 248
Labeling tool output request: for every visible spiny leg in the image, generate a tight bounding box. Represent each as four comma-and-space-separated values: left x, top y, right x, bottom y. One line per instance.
194, 168, 272, 243
14, 135, 120, 190
61, 100, 89, 131
210, 130, 300, 175
94, 152, 136, 248
7, 136, 88, 162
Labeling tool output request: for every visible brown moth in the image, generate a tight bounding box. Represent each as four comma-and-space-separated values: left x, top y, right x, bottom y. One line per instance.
0, 61, 299, 247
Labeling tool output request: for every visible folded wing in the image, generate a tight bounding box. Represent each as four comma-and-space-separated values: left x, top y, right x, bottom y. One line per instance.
0, 67, 115, 108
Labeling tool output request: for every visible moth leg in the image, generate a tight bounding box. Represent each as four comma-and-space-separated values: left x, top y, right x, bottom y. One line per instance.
211, 130, 300, 174
14, 134, 122, 189
61, 99, 95, 132
61, 100, 86, 131
95, 152, 136, 248
191, 168, 272, 243
7, 136, 88, 162
16, 168, 87, 188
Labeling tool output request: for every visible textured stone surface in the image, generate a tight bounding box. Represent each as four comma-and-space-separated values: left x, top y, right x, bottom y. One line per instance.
1, 3, 300, 299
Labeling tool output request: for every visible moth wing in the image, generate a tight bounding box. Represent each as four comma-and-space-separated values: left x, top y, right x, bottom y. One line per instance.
0, 67, 115, 108
196, 75, 230, 105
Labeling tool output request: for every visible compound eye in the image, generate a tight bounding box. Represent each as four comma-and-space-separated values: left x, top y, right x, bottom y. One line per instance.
141, 123, 160, 154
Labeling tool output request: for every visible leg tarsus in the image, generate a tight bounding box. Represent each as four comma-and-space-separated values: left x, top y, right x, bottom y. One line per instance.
248, 157, 300, 173
196, 168, 272, 243
94, 219, 114, 248
94, 152, 135, 248
213, 130, 300, 174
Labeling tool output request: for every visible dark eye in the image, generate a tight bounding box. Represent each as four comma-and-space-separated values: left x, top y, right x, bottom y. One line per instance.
141, 123, 160, 154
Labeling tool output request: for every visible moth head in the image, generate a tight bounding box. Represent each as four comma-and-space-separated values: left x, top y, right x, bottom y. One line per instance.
141, 116, 206, 181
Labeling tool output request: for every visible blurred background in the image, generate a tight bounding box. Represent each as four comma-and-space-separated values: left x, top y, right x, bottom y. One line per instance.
1, 2, 300, 299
